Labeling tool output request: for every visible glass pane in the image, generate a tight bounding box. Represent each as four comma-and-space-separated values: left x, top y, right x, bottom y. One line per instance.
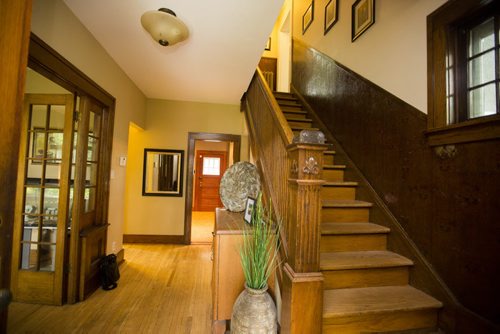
68, 186, 74, 228
25, 187, 41, 213
22, 226, 38, 242
47, 132, 64, 163
21, 242, 37, 270
39, 244, 56, 272
87, 136, 99, 161
43, 188, 59, 214
26, 160, 43, 183
468, 84, 497, 118
72, 132, 78, 164
49, 105, 65, 129
84, 187, 96, 212
45, 166, 61, 186
31, 131, 46, 160
446, 52, 455, 124
89, 110, 101, 136
30, 105, 47, 129
469, 17, 494, 57
43, 211, 58, 228
202, 157, 221, 176
468, 51, 495, 87
23, 207, 39, 226
86, 162, 98, 186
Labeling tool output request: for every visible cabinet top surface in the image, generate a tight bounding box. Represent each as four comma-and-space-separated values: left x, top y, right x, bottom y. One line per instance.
215, 208, 246, 234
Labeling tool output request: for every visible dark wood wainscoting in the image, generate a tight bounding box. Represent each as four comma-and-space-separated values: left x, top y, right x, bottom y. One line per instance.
291, 39, 500, 332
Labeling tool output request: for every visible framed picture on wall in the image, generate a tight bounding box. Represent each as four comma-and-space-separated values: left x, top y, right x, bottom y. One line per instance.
302, 1, 314, 35
324, 0, 338, 35
352, 0, 375, 42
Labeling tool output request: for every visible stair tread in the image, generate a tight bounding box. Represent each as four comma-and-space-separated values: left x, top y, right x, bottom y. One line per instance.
323, 181, 358, 187
285, 116, 313, 122
320, 250, 413, 270
322, 199, 373, 208
321, 222, 390, 235
291, 125, 319, 130
324, 164, 346, 170
282, 109, 307, 114
323, 285, 443, 318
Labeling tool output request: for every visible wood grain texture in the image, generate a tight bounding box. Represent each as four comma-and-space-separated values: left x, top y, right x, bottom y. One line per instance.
281, 264, 323, 334
0, 0, 32, 330
292, 38, 500, 332
8, 244, 212, 333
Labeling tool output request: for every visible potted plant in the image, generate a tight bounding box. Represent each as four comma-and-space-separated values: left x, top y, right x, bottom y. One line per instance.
231, 193, 280, 333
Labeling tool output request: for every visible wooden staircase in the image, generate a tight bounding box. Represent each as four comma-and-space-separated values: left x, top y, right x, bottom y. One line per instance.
273, 91, 443, 334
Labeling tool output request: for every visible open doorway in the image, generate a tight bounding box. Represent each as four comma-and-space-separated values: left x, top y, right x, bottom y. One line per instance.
184, 132, 241, 245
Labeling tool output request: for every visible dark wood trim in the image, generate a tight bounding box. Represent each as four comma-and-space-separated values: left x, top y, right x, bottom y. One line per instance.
123, 234, 184, 244
0, 0, 32, 330
184, 132, 241, 245
29, 34, 115, 107
427, 0, 500, 145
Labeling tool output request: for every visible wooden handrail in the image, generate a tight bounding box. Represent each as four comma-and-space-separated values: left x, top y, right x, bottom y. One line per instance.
244, 68, 327, 333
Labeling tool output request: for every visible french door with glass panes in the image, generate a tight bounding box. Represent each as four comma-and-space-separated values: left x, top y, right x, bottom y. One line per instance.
10, 94, 108, 305
10, 94, 74, 305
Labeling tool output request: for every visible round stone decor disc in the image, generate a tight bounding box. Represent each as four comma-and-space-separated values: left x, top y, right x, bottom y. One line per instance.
219, 161, 261, 212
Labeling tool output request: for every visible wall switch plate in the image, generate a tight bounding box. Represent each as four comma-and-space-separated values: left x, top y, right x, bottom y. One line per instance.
119, 156, 127, 166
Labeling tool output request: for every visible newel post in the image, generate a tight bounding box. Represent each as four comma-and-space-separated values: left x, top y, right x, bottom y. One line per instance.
281, 131, 327, 334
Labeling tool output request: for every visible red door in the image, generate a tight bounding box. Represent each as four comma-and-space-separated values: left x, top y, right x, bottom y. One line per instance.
194, 151, 227, 211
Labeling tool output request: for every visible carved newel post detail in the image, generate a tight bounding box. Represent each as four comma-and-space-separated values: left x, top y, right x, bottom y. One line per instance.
281, 130, 327, 334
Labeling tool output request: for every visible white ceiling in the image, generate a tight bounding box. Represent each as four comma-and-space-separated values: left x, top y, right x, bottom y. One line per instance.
63, 0, 284, 105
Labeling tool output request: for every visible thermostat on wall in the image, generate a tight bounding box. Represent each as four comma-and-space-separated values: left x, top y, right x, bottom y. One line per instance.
119, 156, 127, 167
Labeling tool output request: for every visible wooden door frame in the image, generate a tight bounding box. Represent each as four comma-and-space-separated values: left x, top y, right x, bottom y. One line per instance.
0, 0, 32, 330
194, 150, 227, 211
184, 133, 241, 244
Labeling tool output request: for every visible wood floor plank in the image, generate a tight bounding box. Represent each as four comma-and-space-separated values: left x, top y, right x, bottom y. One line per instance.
8, 244, 212, 333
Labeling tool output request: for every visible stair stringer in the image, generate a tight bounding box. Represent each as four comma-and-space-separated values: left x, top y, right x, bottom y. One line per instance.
289, 84, 462, 333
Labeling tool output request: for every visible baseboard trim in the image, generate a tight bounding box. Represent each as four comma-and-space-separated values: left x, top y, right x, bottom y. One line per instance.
123, 234, 184, 244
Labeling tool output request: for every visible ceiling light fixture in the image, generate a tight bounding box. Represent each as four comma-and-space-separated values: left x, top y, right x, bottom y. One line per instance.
141, 8, 189, 47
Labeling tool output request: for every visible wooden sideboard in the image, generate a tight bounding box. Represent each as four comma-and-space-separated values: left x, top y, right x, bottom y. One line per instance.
212, 208, 246, 334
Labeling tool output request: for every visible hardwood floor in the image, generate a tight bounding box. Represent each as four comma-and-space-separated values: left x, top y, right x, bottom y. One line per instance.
191, 211, 215, 244
8, 244, 212, 333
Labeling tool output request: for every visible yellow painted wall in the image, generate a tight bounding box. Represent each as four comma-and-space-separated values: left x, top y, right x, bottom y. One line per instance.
124, 99, 248, 236
31, 0, 147, 254
292, 0, 447, 113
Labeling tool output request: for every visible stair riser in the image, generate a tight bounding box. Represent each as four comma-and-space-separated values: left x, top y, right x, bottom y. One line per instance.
287, 120, 313, 128
323, 169, 344, 182
323, 267, 409, 289
323, 308, 438, 334
280, 104, 304, 111
320, 234, 387, 252
278, 100, 301, 107
321, 186, 355, 200
321, 207, 370, 222
323, 155, 335, 165
282, 111, 308, 119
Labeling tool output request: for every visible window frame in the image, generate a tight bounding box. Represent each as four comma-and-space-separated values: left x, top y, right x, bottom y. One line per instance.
427, 0, 500, 146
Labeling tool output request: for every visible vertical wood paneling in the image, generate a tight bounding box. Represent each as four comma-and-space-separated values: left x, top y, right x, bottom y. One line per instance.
292, 39, 500, 331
